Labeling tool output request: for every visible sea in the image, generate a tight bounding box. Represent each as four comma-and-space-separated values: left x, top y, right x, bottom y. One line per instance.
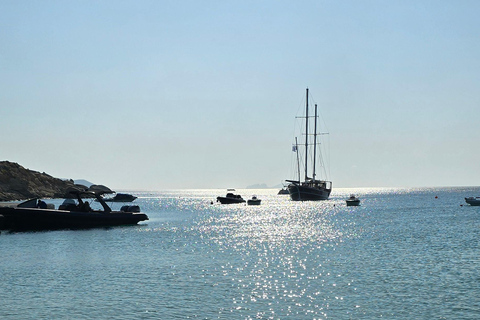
1, 186, 480, 319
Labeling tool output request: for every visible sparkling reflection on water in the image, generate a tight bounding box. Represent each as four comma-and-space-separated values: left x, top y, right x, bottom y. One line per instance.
1, 187, 480, 319
197, 198, 348, 319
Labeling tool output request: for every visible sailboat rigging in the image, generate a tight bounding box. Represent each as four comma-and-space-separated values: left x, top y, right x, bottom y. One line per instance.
287, 88, 332, 201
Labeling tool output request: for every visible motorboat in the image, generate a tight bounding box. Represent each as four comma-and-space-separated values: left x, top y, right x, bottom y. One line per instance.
99, 193, 137, 202
465, 197, 480, 206
247, 196, 261, 205
287, 88, 332, 201
346, 194, 361, 206
277, 188, 289, 195
0, 186, 148, 231
216, 191, 246, 204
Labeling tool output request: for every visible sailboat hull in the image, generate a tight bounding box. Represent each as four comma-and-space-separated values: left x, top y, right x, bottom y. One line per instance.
288, 184, 331, 201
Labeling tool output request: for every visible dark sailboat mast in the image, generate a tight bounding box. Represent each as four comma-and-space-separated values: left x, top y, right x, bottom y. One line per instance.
304, 88, 309, 181
295, 137, 301, 183
313, 103, 318, 182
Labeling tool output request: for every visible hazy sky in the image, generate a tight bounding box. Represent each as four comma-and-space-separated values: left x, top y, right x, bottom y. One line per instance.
1, 1, 479, 190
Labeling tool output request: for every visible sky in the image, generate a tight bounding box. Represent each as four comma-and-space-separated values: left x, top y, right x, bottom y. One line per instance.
1, 0, 479, 190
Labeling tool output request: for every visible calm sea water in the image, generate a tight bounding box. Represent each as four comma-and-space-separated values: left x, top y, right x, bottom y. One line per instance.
1, 187, 480, 319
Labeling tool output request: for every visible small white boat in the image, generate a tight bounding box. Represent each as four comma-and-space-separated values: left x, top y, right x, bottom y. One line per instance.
346, 194, 360, 206
247, 196, 261, 205
465, 197, 480, 206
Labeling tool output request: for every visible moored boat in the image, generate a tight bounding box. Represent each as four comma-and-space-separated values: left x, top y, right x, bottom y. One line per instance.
101, 193, 137, 202
465, 197, 480, 206
247, 196, 261, 205
0, 187, 148, 231
287, 88, 332, 201
216, 191, 246, 204
346, 194, 361, 206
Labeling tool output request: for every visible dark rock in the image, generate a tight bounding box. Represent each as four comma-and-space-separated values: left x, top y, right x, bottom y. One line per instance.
0, 161, 76, 201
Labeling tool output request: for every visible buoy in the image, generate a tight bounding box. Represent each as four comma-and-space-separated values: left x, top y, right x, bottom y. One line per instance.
435, 196, 438, 199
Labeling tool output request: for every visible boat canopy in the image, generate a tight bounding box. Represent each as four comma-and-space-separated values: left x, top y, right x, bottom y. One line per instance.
64, 184, 114, 198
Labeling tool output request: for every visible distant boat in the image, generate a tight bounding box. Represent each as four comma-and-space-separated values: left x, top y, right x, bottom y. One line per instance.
103, 193, 137, 202
465, 197, 480, 206
346, 194, 361, 206
287, 88, 332, 201
216, 191, 246, 204
277, 187, 289, 195
247, 196, 261, 205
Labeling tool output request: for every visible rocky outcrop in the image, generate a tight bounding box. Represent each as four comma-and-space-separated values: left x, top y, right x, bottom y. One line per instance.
0, 161, 76, 201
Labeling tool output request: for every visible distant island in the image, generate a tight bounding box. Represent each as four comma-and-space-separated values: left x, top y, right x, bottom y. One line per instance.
246, 183, 269, 189
0, 161, 77, 201
246, 183, 284, 189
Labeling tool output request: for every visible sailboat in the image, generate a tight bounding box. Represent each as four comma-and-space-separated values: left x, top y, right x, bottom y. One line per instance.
286, 88, 332, 201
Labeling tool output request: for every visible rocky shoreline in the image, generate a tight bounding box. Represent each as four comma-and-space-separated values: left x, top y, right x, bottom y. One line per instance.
0, 161, 76, 201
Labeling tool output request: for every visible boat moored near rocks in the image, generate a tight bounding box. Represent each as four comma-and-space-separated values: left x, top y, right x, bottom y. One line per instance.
100, 193, 138, 202
0, 186, 148, 231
